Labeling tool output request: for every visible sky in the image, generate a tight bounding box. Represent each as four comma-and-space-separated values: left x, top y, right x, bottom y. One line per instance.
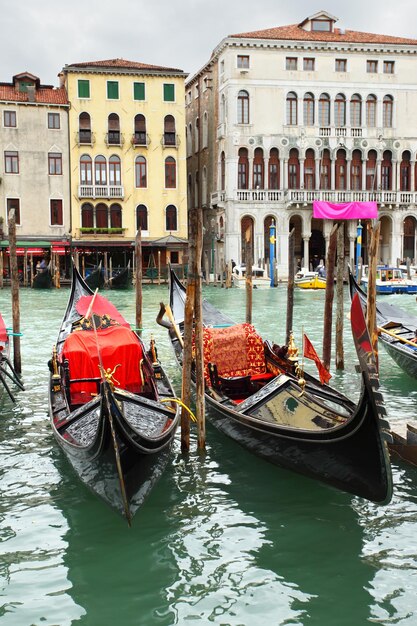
2, 0, 417, 86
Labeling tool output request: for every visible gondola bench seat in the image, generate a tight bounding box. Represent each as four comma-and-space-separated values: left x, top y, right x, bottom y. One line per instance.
199, 323, 274, 397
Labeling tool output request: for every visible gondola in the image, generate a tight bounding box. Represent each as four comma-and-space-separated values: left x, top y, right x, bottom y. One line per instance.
349, 271, 417, 379
107, 262, 132, 290
156, 267, 393, 504
49, 264, 180, 523
33, 263, 53, 289
85, 262, 105, 290
0, 313, 24, 403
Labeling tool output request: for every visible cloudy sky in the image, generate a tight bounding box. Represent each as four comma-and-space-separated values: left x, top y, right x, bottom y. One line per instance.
2, 0, 417, 86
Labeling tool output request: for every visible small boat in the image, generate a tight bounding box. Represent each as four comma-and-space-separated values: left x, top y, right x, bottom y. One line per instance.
295, 268, 326, 290
85, 263, 105, 290
107, 262, 132, 290
157, 268, 393, 504
33, 262, 53, 289
349, 271, 417, 379
361, 265, 417, 295
49, 264, 180, 522
232, 265, 270, 288
0, 313, 24, 403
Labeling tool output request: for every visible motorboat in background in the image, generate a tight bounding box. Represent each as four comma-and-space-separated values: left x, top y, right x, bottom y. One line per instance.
361, 265, 417, 295
232, 265, 270, 288
294, 268, 326, 290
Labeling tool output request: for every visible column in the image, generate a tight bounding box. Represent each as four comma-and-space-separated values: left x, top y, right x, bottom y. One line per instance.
331, 159, 336, 191
346, 158, 351, 192
349, 236, 355, 267
362, 160, 367, 192
315, 157, 320, 192
411, 161, 415, 192
283, 158, 288, 190
303, 236, 310, 270
300, 159, 305, 191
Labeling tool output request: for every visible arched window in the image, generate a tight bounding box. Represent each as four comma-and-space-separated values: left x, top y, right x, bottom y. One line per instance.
383, 95, 393, 127
94, 155, 107, 185
194, 171, 199, 207
109, 155, 121, 186
366, 150, 377, 190
334, 94, 346, 127
110, 203, 122, 228
136, 204, 148, 231
81, 202, 93, 228
303, 93, 315, 126
400, 151, 411, 191
238, 148, 249, 189
288, 148, 300, 189
220, 151, 225, 190
319, 93, 330, 126
165, 156, 176, 188
80, 154, 92, 185
319, 149, 331, 189
381, 150, 392, 190
187, 123, 192, 156
351, 149, 362, 190
237, 90, 249, 124
96, 203, 108, 228
133, 114, 146, 145
166, 205, 177, 231
79, 112, 91, 143
350, 94, 362, 127
304, 149, 315, 190
164, 115, 176, 146
202, 166, 207, 206
241, 216, 254, 264
135, 156, 147, 188
108, 113, 120, 144
335, 149, 347, 189
202, 111, 208, 148
268, 148, 280, 189
195, 118, 199, 152
253, 148, 264, 189
366, 95, 377, 127
286, 92, 297, 125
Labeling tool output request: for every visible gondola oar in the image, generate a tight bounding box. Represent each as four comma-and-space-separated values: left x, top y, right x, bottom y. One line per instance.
164, 304, 184, 348
378, 326, 417, 348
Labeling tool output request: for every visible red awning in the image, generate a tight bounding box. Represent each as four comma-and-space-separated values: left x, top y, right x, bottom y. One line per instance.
6, 247, 46, 256
51, 241, 70, 256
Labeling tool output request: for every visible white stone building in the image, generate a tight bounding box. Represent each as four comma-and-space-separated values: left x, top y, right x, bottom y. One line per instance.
186, 11, 417, 278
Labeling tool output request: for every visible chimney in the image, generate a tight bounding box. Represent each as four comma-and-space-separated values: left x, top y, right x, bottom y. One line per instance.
27, 85, 36, 102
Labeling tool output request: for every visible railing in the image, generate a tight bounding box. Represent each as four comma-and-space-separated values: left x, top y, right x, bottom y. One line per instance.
235, 189, 284, 202
131, 132, 150, 147
105, 132, 125, 147
76, 131, 95, 146
78, 227, 126, 236
78, 185, 124, 199
218, 188, 416, 206
162, 133, 180, 147
211, 191, 226, 205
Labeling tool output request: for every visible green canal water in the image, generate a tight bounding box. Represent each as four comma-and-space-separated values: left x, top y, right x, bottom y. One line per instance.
1, 284, 417, 626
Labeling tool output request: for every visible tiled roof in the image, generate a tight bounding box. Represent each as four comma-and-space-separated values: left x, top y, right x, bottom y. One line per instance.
65, 58, 185, 73
0, 84, 68, 105
230, 24, 417, 46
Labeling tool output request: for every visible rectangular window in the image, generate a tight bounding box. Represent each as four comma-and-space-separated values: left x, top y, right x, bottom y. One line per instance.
335, 59, 347, 72
78, 79, 90, 98
311, 19, 331, 31
5, 151, 19, 173
133, 82, 145, 100
367, 60, 378, 73
164, 83, 175, 102
286, 57, 298, 70
50, 199, 63, 225
303, 58, 315, 71
4, 110, 16, 127
7, 198, 20, 224
48, 152, 62, 175
384, 61, 395, 74
107, 81, 119, 99
237, 55, 250, 69
48, 112, 60, 129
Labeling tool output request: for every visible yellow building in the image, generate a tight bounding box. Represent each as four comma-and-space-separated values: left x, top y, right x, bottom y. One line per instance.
60, 58, 188, 276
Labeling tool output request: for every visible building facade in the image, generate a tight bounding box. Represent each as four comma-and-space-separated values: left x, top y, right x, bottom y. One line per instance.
0, 72, 70, 273
61, 59, 188, 274
186, 11, 417, 278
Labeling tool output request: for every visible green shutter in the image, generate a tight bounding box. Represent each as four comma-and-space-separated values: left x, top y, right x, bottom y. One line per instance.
163, 83, 175, 102
134, 82, 145, 101
78, 80, 90, 98
107, 81, 119, 99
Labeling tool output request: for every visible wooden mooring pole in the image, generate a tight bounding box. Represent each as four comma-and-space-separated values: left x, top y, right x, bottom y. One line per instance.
335, 223, 344, 370
322, 223, 338, 371
135, 229, 142, 336
286, 228, 295, 345
194, 207, 205, 450
366, 221, 381, 368
8, 210, 22, 374
245, 227, 253, 324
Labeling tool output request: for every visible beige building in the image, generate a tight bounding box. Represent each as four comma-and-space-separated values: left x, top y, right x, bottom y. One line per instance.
186, 11, 417, 277
0, 72, 70, 272
60, 59, 188, 274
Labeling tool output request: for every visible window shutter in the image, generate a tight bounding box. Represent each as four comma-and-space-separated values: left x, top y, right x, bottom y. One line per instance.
164, 84, 175, 102
107, 81, 119, 99
134, 82, 145, 100
78, 80, 90, 98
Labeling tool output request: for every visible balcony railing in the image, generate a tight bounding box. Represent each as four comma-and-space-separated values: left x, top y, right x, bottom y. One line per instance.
78, 227, 126, 236
131, 132, 150, 147
162, 133, 180, 148
78, 185, 124, 199
105, 132, 124, 147
76, 130, 95, 146
223, 188, 414, 206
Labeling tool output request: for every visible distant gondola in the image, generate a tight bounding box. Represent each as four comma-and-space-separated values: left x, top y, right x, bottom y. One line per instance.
157, 267, 393, 504
85, 262, 105, 290
107, 262, 132, 290
49, 264, 180, 522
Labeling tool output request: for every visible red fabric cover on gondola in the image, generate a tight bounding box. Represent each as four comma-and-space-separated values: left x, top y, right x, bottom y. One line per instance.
62, 326, 143, 403
76, 294, 130, 327
0, 314, 7, 344
200, 323, 266, 383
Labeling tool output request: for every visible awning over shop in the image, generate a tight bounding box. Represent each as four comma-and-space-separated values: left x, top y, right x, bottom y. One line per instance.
0, 240, 52, 256
51, 241, 71, 255
137, 235, 188, 248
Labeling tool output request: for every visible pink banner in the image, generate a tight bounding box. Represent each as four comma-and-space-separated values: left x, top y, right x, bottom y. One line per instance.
313, 201, 378, 220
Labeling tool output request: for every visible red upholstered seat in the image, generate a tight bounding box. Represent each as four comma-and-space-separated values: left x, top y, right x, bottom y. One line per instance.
61, 326, 143, 403
200, 323, 268, 384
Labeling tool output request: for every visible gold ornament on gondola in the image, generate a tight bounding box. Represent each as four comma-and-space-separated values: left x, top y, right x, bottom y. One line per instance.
287, 331, 299, 361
